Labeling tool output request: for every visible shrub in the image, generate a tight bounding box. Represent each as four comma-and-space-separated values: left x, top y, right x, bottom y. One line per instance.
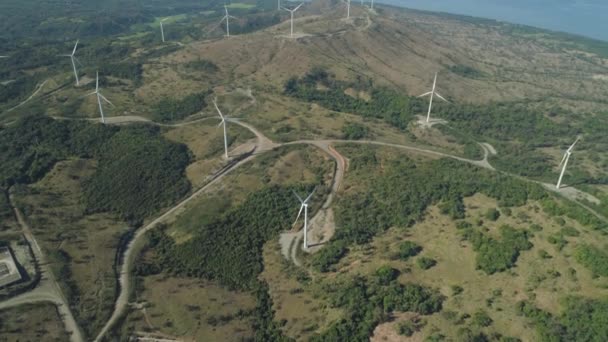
485, 208, 501, 221
398, 241, 422, 260
342, 122, 369, 140
417, 257, 437, 270
375, 265, 399, 285
311, 240, 348, 272
472, 310, 493, 327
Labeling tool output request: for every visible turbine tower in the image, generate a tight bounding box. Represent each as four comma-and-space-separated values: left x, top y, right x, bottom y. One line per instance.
86, 72, 113, 124
556, 137, 580, 189
293, 189, 315, 249
346, 0, 351, 18
418, 72, 449, 123
213, 99, 229, 159
160, 18, 168, 43
282, 3, 303, 38
370, 0, 374, 9
220, 5, 237, 37
59, 40, 81, 86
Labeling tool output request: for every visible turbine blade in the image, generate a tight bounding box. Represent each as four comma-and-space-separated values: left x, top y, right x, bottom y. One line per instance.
304, 188, 316, 203
72, 40, 79, 56
435, 92, 449, 103
213, 100, 225, 120
99, 94, 114, 107
558, 152, 568, 169
292, 190, 304, 203
294, 2, 304, 11
293, 204, 304, 226
73, 56, 84, 67
568, 137, 580, 152
96, 72, 99, 91
217, 120, 224, 127
418, 91, 432, 98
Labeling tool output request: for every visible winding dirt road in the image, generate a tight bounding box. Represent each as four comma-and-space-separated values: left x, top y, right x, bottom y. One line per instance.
4, 112, 603, 341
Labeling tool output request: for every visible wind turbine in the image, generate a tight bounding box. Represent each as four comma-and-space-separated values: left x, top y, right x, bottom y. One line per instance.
418, 72, 448, 123
556, 137, 580, 189
86, 72, 113, 124
293, 188, 315, 249
282, 3, 303, 38
212, 99, 229, 159
220, 5, 237, 37
59, 40, 81, 86
160, 18, 168, 43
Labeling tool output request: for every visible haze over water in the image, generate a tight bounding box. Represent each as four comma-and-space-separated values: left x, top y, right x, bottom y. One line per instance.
387, 0, 608, 41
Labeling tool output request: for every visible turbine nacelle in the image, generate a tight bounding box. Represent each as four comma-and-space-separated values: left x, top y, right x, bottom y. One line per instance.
556, 137, 581, 189
213, 99, 230, 158
86, 72, 113, 124
59, 40, 81, 86
292, 188, 315, 249
418, 72, 449, 123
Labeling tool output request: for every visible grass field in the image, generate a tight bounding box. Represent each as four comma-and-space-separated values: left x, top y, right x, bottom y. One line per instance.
0, 303, 69, 341
14, 159, 130, 339
122, 274, 256, 341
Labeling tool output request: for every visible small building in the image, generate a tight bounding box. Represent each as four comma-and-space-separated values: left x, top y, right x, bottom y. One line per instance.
0, 247, 21, 288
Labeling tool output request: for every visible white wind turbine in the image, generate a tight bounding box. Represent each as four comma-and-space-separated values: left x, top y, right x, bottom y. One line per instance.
220, 5, 237, 37
282, 3, 303, 38
293, 188, 315, 249
213, 99, 229, 159
86, 72, 113, 124
59, 40, 81, 86
160, 18, 169, 43
556, 137, 580, 189
418, 72, 449, 123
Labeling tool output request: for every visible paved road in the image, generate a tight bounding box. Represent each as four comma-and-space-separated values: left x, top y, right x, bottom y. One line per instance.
4, 193, 84, 342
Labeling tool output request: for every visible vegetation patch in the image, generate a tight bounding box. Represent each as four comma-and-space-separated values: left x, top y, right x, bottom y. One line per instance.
150, 184, 316, 290
83, 125, 191, 225
574, 244, 608, 277
311, 276, 443, 341
462, 225, 533, 274
152, 91, 209, 123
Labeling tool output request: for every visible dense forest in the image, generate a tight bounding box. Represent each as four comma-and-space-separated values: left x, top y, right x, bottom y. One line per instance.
0, 115, 192, 225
